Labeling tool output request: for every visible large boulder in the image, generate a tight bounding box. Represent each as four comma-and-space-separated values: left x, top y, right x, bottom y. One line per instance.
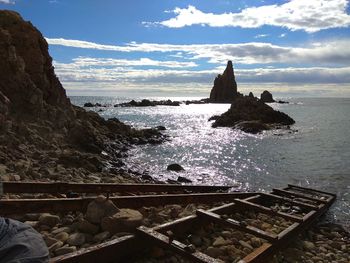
260, 90, 275, 103
85, 195, 119, 224
101, 209, 143, 234
210, 96, 295, 133
209, 61, 238, 103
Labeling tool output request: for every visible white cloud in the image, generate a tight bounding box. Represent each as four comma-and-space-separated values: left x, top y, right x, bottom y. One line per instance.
279, 33, 287, 38
0, 0, 14, 4
144, 1, 350, 32
65, 57, 197, 68
46, 37, 350, 66
254, 34, 269, 39
53, 57, 350, 85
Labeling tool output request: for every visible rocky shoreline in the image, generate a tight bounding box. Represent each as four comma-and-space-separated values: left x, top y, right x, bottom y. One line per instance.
0, 10, 349, 263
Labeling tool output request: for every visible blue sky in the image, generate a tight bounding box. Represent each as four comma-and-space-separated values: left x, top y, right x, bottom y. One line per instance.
1, 0, 350, 97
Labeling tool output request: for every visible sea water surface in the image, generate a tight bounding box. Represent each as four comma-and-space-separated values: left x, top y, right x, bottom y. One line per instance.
70, 96, 350, 228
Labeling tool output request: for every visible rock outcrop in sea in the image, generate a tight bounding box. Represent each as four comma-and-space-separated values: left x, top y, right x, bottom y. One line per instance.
209, 61, 238, 103
209, 96, 295, 133
0, 10, 165, 183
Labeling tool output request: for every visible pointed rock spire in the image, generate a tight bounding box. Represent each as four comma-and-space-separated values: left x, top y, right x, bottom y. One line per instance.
209, 61, 237, 103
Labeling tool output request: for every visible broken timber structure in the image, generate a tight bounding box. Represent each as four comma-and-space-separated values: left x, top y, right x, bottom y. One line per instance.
0, 183, 336, 262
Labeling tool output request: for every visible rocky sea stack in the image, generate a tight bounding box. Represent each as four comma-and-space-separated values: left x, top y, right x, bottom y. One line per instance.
0, 10, 164, 182
209, 61, 295, 133
209, 60, 238, 103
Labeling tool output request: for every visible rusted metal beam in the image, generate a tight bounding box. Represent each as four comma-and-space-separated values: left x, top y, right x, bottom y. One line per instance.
51, 235, 136, 263
1, 182, 233, 194
137, 226, 220, 263
287, 184, 336, 197
259, 192, 318, 210
0, 192, 256, 216
233, 199, 303, 222
272, 188, 328, 204
196, 209, 278, 242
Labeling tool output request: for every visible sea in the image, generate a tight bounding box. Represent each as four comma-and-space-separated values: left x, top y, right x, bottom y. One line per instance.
70, 96, 350, 228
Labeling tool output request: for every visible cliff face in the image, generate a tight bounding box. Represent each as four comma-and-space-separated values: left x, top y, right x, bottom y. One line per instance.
0, 11, 164, 183
0, 11, 73, 123
209, 61, 237, 103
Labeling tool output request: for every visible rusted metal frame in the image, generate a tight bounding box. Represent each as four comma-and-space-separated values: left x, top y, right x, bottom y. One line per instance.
137, 226, 220, 263
240, 193, 335, 263
51, 235, 136, 263
196, 209, 278, 242
233, 199, 303, 223
272, 188, 328, 204
1, 181, 232, 194
0, 192, 256, 216
287, 184, 336, 197
259, 192, 318, 210
51, 203, 238, 263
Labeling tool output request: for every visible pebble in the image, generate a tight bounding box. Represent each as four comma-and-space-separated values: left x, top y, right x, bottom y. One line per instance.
54, 232, 69, 242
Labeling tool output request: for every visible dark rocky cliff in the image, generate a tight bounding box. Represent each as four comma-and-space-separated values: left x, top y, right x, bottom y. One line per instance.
0, 11, 164, 183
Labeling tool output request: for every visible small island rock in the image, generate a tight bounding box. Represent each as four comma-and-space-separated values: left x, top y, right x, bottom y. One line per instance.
167, 163, 185, 172
260, 90, 275, 103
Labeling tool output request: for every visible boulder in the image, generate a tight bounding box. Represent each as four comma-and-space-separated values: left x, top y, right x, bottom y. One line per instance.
101, 209, 143, 234
85, 195, 119, 224
260, 90, 275, 103
167, 163, 184, 172
209, 61, 237, 103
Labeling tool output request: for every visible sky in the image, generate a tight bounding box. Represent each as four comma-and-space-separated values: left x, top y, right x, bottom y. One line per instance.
1, 0, 350, 97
